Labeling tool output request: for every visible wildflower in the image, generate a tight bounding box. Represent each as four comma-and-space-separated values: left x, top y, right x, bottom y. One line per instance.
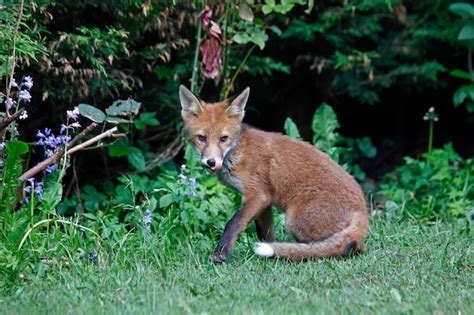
188, 177, 197, 190
198, 4, 212, 27
60, 124, 67, 134
423, 107, 439, 122
45, 164, 58, 173
5, 97, 14, 110
70, 122, 81, 128
18, 90, 32, 103
23, 76, 33, 90
201, 38, 222, 79
19, 110, 28, 120
89, 252, 97, 263
23, 178, 44, 203
67, 107, 80, 121
0, 142, 4, 151
143, 210, 153, 225
10, 78, 18, 88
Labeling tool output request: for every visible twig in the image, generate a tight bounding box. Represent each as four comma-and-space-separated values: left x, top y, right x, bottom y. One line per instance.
66, 126, 118, 155
5, 0, 25, 114
224, 44, 256, 99
19, 123, 99, 181
145, 130, 184, 171
0, 108, 24, 132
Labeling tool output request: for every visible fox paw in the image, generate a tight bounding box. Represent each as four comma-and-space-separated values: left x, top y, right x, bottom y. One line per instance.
212, 251, 227, 264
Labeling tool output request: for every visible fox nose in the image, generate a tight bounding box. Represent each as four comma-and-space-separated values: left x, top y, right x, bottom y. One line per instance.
206, 158, 216, 168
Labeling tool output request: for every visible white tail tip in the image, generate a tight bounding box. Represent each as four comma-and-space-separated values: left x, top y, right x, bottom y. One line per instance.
254, 242, 275, 257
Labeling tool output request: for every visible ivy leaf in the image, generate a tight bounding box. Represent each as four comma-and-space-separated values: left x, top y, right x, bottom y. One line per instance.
77, 103, 106, 123
284, 117, 302, 140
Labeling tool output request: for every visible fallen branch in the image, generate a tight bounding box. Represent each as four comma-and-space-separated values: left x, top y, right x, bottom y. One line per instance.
18, 123, 106, 181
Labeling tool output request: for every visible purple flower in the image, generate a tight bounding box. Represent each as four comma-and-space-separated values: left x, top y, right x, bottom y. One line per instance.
18, 90, 31, 103
11, 78, 18, 88
67, 107, 80, 121
23, 178, 44, 203
209, 21, 222, 39
19, 110, 28, 120
60, 124, 67, 134
45, 164, 58, 173
0, 142, 4, 151
5, 97, 14, 110
201, 38, 222, 79
23, 76, 33, 90
89, 252, 97, 262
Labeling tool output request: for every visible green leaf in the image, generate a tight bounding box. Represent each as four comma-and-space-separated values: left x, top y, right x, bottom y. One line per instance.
284, 117, 302, 140
357, 137, 377, 158
39, 170, 63, 212
458, 24, 474, 41
249, 32, 268, 50
0, 141, 29, 210
238, 1, 254, 22
450, 69, 472, 80
108, 143, 131, 157
305, 0, 314, 14
127, 147, 146, 171
262, 0, 274, 14
105, 99, 141, 117
232, 33, 251, 44
453, 84, 474, 107
269, 25, 282, 36
449, 3, 474, 19
77, 103, 106, 123
312, 103, 340, 154
159, 194, 177, 208
134, 112, 160, 130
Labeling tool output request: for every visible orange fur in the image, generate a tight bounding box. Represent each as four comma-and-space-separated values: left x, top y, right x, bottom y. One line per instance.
179, 85, 369, 262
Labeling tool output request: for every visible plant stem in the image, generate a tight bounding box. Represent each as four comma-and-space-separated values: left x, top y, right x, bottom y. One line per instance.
428, 120, 433, 156
190, 3, 203, 93
220, 1, 232, 99
224, 44, 256, 99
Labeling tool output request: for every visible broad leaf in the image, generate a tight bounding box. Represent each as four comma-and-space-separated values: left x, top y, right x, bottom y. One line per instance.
458, 24, 474, 41
449, 3, 474, 18
105, 99, 141, 117
284, 117, 302, 140
77, 103, 106, 123
312, 103, 340, 153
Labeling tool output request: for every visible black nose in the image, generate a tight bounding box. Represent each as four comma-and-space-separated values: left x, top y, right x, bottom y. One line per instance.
206, 158, 216, 168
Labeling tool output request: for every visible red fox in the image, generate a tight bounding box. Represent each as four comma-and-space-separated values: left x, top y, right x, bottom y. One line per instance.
179, 85, 369, 263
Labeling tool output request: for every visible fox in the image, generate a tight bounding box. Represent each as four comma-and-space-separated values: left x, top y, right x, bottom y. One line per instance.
179, 85, 369, 263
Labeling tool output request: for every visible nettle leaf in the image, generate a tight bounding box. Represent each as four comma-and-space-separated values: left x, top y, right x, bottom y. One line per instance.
458, 24, 474, 41
106, 99, 141, 117
312, 103, 340, 153
284, 117, 302, 140
77, 103, 106, 123
449, 3, 474, 19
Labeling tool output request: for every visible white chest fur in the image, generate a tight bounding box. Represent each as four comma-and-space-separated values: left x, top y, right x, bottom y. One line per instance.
218, 150, 244, 193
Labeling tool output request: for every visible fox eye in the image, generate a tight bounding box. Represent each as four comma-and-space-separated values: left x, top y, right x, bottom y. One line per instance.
220, 135, 229, 143
196, 134, 207, 143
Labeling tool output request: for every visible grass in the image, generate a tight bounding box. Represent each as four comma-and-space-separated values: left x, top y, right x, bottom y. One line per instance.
0, 216, 473, 315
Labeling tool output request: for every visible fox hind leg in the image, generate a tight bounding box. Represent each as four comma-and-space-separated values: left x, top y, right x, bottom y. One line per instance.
255, 207, 275, 242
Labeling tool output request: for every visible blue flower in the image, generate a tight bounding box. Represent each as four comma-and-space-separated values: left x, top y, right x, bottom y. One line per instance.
23, 178, 44, 203
11, 78, 18, 88
4, 97, 14, 110
67, 107, 80, 121
143, 210, 153, 225
18, 90, 32, 103
0, 142, 4, 151
45, 164, 58, 173
89, 252, 97, 262
23, 76, 33, 90
19, 110, 28, 120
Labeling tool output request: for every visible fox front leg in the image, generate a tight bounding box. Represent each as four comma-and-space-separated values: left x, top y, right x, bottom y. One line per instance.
213, 194, 271, 263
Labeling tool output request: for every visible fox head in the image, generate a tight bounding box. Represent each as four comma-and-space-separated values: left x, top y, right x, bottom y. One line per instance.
179, 85, 249, 173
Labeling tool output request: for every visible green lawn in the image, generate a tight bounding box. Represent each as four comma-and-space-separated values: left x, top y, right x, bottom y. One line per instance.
1, 216, 473, 315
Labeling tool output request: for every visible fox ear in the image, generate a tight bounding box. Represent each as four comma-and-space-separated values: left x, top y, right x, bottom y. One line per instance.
227, 87, 249, 119
179, 85, 202, 116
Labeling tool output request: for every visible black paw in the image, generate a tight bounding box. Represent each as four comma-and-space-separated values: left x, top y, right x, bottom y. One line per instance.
212, 249, 228, 264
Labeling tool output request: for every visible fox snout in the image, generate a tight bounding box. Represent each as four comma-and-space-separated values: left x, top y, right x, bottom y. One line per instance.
203, 157, 223, 172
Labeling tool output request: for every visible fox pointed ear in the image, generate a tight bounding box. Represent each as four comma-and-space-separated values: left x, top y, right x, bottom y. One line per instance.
179, 85, 202, 116
226, 87, 249, 119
